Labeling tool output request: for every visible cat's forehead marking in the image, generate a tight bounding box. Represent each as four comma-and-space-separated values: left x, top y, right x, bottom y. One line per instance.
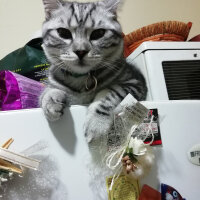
44, 2, 116, 32
65, 2, 104, 29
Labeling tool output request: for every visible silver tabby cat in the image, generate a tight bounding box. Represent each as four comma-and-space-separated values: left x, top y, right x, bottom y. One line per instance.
40, 0, 147, 143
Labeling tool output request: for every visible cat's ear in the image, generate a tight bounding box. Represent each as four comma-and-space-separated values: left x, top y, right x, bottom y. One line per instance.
100, 0, 123, 14
42, 0, 63, 20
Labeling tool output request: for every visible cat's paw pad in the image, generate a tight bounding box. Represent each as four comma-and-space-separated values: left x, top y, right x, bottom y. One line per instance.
84, 114, 113, 143
41, 89, 67, 121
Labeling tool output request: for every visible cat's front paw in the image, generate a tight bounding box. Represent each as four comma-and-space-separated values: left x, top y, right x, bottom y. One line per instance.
41, 89, 67, 121
84, 112, 113, 144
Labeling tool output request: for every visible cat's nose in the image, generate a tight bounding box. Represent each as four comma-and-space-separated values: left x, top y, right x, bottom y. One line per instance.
74, 50, 88, 60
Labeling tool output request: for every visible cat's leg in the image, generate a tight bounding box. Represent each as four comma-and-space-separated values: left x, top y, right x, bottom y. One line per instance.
84, 87, 126, 143
85, 79, 146, 143
40, 87, 67, 121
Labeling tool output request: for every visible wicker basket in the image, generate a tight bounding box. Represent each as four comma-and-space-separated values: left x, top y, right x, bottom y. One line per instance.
124, 21, 192, 57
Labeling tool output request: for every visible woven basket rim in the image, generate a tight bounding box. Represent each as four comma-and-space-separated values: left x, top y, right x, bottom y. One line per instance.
124, 21, 192, 46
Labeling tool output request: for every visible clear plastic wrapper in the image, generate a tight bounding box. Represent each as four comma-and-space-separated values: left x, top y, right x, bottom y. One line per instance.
0, 140, 68, 200
0, 71, 45, 111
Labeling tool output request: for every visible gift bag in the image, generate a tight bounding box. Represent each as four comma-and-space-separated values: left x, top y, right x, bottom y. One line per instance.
0, 38, 49, 83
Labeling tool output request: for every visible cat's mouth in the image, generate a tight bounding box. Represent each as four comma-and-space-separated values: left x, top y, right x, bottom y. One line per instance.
78, 60, 86, 66
64, 57, 101, 67
59, 55, 102, 74
62, 61, 95, 74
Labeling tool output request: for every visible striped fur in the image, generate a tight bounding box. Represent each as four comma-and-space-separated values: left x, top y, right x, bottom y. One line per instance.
40, 0, 147, 142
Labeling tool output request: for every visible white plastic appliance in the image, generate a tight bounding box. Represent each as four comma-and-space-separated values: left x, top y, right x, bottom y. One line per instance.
127, 42, 200, 101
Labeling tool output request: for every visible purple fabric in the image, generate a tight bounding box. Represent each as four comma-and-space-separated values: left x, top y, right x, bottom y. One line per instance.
0, 71, 45, 111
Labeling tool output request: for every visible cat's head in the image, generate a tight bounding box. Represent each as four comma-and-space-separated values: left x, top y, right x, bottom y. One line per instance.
42, 0, 124, 75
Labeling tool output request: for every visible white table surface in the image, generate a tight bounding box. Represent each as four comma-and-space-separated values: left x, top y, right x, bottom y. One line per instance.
0, 100, 200, 200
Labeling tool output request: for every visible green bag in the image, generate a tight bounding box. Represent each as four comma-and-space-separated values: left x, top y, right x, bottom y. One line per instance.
0, 38, 49, 83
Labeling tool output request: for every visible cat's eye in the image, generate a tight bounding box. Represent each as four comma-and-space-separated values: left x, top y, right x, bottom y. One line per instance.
90, 29, 106, 40
57, 28, 72, 39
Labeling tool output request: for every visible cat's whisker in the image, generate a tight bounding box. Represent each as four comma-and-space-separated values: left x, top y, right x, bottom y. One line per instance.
103, 59, 123, 68
102, 58, 123, 66
51, 61, 65, 74
99, 64, 119, 73
49, 55, 61, 61
99, 61, 120, 72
